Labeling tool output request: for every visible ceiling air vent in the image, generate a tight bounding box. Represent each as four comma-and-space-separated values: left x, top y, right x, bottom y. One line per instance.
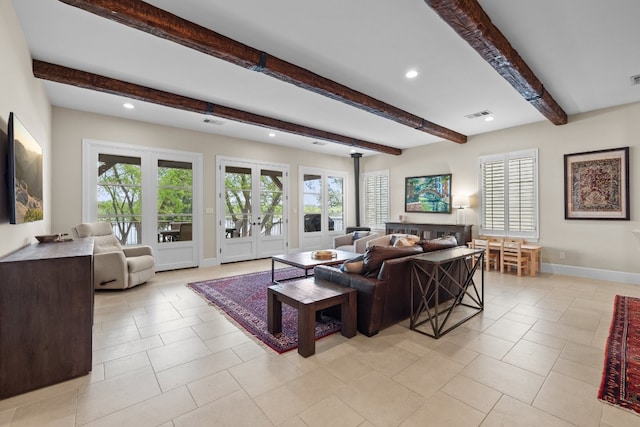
203, 118, 224, 125
465, 110, 492, 119
631, 75, 640, 86
312, 141, 327, 146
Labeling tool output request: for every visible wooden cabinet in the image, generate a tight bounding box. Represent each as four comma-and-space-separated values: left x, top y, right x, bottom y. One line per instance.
385, 222, 472, 246
0, 238, 93, 399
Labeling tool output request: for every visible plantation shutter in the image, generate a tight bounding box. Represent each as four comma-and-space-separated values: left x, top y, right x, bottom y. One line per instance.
363, 171, 389, 228
479, 149, 538, 239
508, 154, 536, 234
481, 159, 505, 232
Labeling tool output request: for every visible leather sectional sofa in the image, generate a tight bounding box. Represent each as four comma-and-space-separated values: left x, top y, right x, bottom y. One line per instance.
314, 236, 461, 336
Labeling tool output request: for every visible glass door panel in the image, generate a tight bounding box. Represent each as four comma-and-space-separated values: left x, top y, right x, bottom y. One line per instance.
157, 159, 193, 243
303, 174, 322, 232
260, 169, 284, 237
97, 153, 142, 245
328, 175, 344, 232
224, 166, 252, 239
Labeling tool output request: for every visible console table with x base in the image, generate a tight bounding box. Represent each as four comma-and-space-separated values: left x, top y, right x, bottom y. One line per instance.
409, 247, 485, 339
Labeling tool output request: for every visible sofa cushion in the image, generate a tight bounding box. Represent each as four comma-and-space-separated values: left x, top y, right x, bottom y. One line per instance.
362, 245, 422, 277
352, 230, 370, 241
340, 254, 364, 274
418, 235, 458, 252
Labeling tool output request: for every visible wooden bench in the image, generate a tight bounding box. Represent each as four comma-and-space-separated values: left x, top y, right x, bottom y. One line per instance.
267, 278, 357, 357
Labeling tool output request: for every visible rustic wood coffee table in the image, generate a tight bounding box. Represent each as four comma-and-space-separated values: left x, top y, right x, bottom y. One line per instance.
267, 278, 357, 357
271, 249, 358, 283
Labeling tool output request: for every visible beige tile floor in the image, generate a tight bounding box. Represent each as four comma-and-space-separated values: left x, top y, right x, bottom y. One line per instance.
2, 259, 640, 426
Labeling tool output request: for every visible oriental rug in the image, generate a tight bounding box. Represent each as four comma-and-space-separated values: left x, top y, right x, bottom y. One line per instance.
187, 268, 341, 354
598, 295, 640, 416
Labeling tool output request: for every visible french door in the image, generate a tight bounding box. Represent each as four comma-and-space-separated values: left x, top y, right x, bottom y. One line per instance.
217, 157, 288, 263
298, 167, 346, 251
83, 140, 202, 271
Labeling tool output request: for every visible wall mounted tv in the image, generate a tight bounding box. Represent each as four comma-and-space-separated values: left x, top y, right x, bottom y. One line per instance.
7, 112, 43, 224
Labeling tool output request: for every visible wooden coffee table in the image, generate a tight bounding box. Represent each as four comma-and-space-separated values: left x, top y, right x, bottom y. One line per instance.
267, 278, 357, 357
271, 249, 358, 283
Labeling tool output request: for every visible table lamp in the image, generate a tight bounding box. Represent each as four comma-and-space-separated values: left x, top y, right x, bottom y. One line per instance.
452, 196, 470, 225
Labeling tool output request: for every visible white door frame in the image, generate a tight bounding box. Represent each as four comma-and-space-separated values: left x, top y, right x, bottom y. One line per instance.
298, 166, 347, 251
216, 156, 289, 263
82, 139, 203, 271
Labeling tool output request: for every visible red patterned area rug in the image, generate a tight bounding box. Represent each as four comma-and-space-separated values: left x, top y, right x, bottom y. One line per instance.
187, 268, 341, 354
598, 295, 640, 416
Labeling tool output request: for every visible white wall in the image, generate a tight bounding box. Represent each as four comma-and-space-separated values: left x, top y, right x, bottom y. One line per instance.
51, 107, 353, 260
363, 102, 640, 275
5, 0, 639, 277
0, 0, 52, 257
52, 102, 640, 278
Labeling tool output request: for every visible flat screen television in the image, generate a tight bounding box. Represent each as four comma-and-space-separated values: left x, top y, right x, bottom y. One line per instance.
7, 112, 43, 224
405, 173, 452, 213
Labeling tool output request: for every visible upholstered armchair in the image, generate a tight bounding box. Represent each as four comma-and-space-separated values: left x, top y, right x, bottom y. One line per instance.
72, 222, 156, 290
333, 231, 380, 253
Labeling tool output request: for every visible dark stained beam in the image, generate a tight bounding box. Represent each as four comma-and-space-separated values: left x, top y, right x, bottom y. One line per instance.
425, 0, 568, 125
32, 60, 402, 155
58, 0, 467, 144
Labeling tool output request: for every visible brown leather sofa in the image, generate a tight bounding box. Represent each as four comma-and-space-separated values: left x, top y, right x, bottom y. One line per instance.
314, 237, 460, 336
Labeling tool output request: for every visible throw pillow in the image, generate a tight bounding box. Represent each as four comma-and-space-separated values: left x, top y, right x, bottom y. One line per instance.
418, 235, 458, 252
352, 230, 370, 241
340, 254, 364, 274
393, 237, 416, 247
362, 245, 420, 277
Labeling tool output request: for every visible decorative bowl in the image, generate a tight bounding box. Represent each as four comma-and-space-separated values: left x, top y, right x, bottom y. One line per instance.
35, 234, 59, 243
312, 250, 337, 260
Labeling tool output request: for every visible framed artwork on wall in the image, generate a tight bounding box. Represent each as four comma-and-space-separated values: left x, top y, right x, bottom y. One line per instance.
564, 146, 629, 220
405, 173, 451, 213
7, 112, 44, 224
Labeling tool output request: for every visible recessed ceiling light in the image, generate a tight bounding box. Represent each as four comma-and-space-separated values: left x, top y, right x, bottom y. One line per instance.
484, 116, 494, 122
268, 132, 276, 137
405, 69, 419, 79
123, 103, 135, 109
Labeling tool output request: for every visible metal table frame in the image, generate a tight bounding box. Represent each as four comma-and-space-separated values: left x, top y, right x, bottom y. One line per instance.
409, 247, 485, 338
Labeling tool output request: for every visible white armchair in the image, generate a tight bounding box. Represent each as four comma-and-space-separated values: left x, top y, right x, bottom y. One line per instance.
333, 231, 380, 253
73, 222, 155, 290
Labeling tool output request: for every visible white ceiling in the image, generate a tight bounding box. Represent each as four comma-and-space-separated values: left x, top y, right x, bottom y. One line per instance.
12, 0, 640, 157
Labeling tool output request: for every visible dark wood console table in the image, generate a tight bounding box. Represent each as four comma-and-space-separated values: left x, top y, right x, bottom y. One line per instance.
409, 246, 484, 338
385, 222, 472, 246
0, 238, 94, 399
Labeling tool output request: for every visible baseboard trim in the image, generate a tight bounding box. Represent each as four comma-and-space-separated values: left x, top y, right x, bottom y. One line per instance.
542, 263, 640, 286
199, 257, 220, 268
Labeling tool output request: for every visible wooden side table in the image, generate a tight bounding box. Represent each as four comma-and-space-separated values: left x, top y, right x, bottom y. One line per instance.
267, 278, 357, 357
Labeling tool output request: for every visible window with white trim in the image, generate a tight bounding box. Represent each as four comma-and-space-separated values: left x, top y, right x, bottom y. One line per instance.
362, 170, 389, 229
479, 149, 538, 239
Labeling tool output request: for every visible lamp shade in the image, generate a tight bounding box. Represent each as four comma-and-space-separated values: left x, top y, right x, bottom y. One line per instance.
452, 196, 470, 208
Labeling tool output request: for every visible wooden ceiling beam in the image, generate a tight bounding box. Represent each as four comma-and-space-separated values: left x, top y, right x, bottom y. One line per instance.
58, 0, 467, 144
425, 0, 568, 125
33, 60, 402, 155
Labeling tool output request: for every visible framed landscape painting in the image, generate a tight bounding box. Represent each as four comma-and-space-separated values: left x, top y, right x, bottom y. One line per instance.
564, 147, 629, 220
8, 113, 43, 224
405, 174, 451, 213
